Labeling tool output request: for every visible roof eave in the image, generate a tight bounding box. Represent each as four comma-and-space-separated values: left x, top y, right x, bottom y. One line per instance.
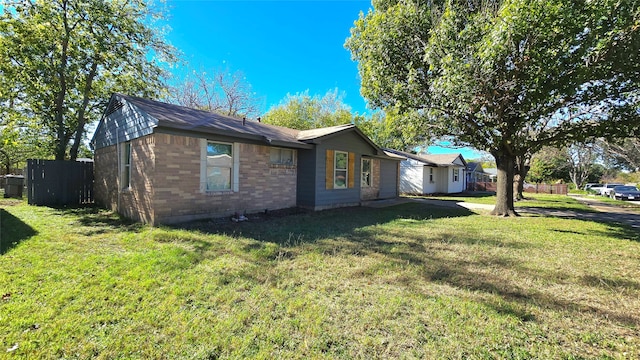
156, 123, 313, 149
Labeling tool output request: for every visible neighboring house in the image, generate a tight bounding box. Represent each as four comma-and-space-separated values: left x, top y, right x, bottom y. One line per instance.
484, 168, 498, 182
466, 162, 491, 184
385, 149, 467, 194
91, 94, 400, 225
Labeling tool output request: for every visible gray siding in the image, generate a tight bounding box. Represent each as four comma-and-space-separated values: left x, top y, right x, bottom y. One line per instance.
296, 149, 316, 208
92, 97, 158, 150
379, 159, 399, 199
312, 131, 381, 209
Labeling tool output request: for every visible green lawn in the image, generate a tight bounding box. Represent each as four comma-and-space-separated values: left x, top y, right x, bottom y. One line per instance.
425, 192, 640, 212
1, 196, 639, 359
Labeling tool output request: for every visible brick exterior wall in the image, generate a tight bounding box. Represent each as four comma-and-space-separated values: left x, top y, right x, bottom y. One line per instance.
94, 136, 155, 223
360, 158, 381, 201
95, 133, 297, 224
153, 134, 297, 223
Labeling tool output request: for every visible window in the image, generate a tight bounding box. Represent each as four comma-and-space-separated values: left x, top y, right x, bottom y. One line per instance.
121, 142, 131, 190
334, 151, 348, 189
325, 150, 354, 190
429, 167, 434, 183
361, 158, 371, 187
453, 168, 459, 182
270, 147, 295, 166
206, 142, 233, 191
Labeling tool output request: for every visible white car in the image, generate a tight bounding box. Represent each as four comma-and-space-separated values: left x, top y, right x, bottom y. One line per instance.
600, 183, 624, 197
584, 183, 602, 192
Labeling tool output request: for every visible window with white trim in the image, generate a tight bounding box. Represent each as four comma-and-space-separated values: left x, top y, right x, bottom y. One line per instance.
361, 158, 371, 187
270, 147, 296, 166
205, 141, 233, 191
429, 167, 434, 183
453, 168, 460, 182
334, 151, 348, 189
121, 141, 131, 190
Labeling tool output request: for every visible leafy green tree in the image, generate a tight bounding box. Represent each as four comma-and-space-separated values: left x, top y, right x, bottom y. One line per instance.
355, 109, 433, 151
262, 89, 353, 130
0, 0, 176, 160
527, 147, 568, 184
346, 0, 640, 215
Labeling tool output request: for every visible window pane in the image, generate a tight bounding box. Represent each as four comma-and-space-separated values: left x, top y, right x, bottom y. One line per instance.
208, 153, 232, 167
124, 143, 131, 165
206, 142, 233, 191
335, 170, 347, 188
362, 159, 370, 172
206, 166, 231, 191
270, 148, 281, 163
270, 148, 295, 165
281, 149, 293, 164
207, 143, 232, 156
335, 152, 347, 170
361, 172, 370, 187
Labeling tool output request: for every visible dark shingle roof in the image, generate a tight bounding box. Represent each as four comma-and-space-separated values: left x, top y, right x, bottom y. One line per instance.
118, 94, 312, 148
103, 94, 396, 159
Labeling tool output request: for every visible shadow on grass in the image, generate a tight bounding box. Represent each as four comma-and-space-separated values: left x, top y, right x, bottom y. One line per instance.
522, 208, 640, 242
52, 204, 143, 235
173, 201, 640, 327
175, 202, 476, 246
1, 208, 37, 254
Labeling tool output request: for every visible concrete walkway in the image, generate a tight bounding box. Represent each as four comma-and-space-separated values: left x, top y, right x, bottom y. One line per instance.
363, 196, 640, 230
362, 197, 494, 211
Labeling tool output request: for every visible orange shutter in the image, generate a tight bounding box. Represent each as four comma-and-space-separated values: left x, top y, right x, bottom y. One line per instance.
326, 150, 334, 189
348, 152, 355, 188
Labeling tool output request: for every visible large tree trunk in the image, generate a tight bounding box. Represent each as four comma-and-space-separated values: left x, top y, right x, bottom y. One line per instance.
514, 155, 530, 201
491, 152, 519, 217
69, 61, 98, 160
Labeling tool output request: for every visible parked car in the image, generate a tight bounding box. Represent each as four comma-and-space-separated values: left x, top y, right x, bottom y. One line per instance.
584, 183, 602, 192
601, 183, 625, 197
610, 185, 640, 201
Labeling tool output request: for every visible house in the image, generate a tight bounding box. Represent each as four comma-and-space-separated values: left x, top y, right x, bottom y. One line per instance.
466, 162, 492, 184
384, 149, 467, 194
90, 94, 400, 225
484, 168, 498, 182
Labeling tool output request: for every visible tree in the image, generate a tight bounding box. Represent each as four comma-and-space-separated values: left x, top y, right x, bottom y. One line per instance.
168, 68, 262, 119
262, 89, 354, 130
526, 147, 569, 184
346, 0, 640, 216
0, 0, 176, 160
566, 141, 599, 189
355, 109, 434, 151
600, 138, 640, 171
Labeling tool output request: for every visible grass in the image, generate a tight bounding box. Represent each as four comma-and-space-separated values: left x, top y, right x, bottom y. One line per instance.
590, 195, 640, 210
1, 196, 640, 359
423, 193, 596, 212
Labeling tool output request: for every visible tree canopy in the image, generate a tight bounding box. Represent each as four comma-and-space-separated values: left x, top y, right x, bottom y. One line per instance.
346, 0, 640, 215
0, 0, 176, 160
261, 89, 354, 130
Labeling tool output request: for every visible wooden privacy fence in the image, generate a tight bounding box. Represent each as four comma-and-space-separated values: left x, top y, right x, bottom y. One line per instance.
467, 182, 568, 195
27, 159, 94, 206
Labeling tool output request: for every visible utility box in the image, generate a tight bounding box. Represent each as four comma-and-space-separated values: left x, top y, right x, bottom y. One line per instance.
5, 175, 24, 198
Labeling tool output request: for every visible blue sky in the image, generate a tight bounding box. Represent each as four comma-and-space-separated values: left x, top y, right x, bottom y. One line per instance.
164, 0, 487, 159
165, 0, 371, 114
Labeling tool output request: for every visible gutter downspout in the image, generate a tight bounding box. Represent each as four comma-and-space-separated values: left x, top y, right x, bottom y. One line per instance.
116, 126, 120, 215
